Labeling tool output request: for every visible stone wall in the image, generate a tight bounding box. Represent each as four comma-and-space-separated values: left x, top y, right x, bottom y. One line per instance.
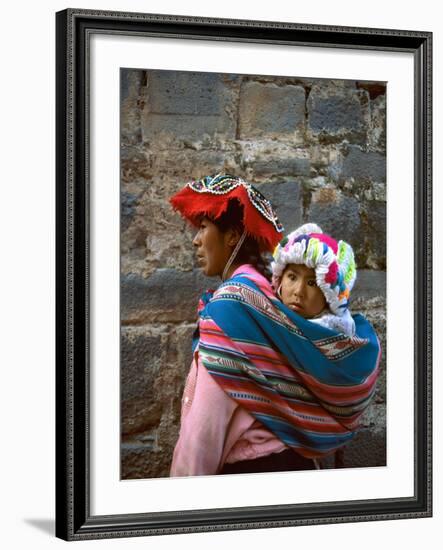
120, 69, 386, 478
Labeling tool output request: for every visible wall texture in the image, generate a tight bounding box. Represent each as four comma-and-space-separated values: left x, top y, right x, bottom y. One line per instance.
120, 69, 386, 479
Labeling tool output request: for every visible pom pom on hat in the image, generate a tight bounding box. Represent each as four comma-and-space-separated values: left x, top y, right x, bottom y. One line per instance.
271, 223, 356, 316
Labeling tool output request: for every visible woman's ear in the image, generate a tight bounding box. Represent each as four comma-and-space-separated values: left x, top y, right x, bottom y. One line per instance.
225, 227, 241, 247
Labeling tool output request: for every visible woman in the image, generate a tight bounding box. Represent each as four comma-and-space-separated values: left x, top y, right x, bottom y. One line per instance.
169, 174, 380, 477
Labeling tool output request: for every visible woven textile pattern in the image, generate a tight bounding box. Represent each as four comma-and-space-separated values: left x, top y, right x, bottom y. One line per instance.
196, 267, 381, 459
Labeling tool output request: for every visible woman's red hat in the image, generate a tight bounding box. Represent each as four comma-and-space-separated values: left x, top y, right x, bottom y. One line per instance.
170, 174, 284, 252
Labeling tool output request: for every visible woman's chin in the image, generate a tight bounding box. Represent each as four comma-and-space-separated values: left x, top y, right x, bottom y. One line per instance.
199, 264, 211, 277
201, 266, 221, 278
196, 259, 222, 278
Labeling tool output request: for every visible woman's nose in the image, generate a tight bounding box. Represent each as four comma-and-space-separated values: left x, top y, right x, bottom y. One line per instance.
192, 232, 200, 247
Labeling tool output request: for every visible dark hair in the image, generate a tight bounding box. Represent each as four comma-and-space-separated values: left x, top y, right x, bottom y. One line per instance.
211, 200, 272, 281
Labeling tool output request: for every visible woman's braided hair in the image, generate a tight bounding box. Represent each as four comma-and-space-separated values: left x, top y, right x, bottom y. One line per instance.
211, 200, 272, 281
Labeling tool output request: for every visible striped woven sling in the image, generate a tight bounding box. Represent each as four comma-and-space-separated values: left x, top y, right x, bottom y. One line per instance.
195, 267, 381, 459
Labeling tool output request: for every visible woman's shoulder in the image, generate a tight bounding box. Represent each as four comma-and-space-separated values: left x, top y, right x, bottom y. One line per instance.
229, 264, 275, 299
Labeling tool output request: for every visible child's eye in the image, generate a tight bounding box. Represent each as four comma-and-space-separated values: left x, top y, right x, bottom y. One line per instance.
307, 279, 317, 287
287, 273, 296, 281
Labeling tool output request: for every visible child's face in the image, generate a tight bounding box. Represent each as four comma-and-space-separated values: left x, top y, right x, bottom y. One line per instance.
280, 263, 327, 318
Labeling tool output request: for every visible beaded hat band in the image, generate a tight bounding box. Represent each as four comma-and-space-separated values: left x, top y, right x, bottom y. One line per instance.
170, 174, 284, 252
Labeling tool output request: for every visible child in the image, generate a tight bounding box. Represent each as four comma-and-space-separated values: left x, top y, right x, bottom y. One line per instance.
271, 223, 357, 336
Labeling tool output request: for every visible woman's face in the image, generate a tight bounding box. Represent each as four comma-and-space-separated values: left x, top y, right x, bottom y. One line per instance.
280, 263, 327, 318
192, 217, 234, 277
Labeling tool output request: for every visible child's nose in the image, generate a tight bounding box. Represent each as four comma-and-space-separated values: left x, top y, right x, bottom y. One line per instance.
192, 233, 200, 246
294, 280, 305, 296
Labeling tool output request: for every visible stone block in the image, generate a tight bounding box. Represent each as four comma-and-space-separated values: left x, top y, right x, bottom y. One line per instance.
122, 189, 196, 277
121, 402, 184, 479
356, 81, 386, 100
121, 70, 131, 103
255, 181, 302, 233
121, 191, 139, 232
166, 324, 196, 376
337, 425, 386, 468
239, 82, 305, 138
142, 114, 236, 142
121, 441, 171, 479
364, 200, 387, 268
121, 69, 144, 145
250, 157, 310, 178
307, 86, 366, 141
368, 94, 386, 152
373, 359, 387, 403
353, 296, 386, 403
121, 329, 165, 399
121, 328, 168, 434
121, 323, 197, 478
120, 145, 152, 183
342, 145, 386, 183
141, 71, 237, 142
121, 68, 143, 103
307, 188, 361, 248
148, 71, 234, 115
151, 150, 228, 176
121, 320, 199, 438
334, 402, 386, 469
121, 269, 219, 324
352, 270, 386, 300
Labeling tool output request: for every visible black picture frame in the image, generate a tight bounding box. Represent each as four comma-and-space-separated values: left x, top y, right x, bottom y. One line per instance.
55, 8, 432, 541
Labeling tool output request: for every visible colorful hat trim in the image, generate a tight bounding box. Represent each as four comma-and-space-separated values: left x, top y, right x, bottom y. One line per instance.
170, 174, 284, 252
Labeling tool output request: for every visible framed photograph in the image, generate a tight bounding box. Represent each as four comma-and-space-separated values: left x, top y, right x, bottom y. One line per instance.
56, 8, 432, 541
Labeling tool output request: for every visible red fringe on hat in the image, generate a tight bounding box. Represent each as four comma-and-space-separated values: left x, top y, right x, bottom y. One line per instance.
170, 185, 281, 252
